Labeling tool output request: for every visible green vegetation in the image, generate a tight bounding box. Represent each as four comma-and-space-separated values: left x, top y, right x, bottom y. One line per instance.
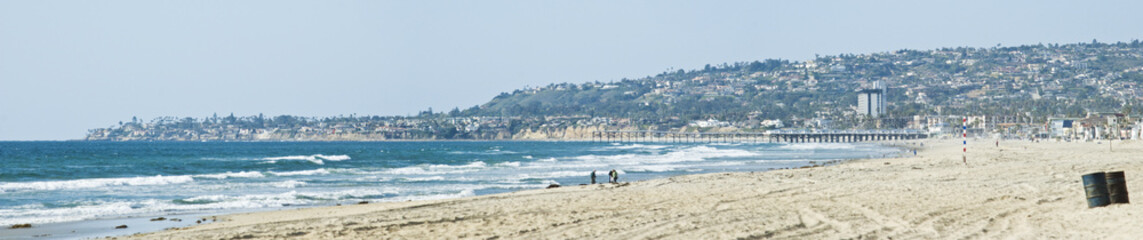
87, 40, 1143, 141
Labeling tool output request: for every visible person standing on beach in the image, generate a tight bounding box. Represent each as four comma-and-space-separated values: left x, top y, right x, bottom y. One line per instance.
590, 170, 597, 184
608, 169, 616, 183
613, 170, 619, 183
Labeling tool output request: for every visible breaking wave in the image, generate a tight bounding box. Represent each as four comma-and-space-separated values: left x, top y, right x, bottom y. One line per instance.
0, 175, 194, 193
194, 171, 266, 179
779, 143, 857, 150
261, 154, 351, 164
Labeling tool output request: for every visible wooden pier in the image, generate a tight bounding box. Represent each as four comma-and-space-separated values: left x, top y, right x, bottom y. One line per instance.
590, 129, 928, 143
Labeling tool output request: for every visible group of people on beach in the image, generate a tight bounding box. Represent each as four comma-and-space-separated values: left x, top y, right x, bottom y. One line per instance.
590, 169, 619, 184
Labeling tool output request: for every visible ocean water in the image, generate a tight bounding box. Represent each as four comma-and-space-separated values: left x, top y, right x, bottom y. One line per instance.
0, 141, 901, 226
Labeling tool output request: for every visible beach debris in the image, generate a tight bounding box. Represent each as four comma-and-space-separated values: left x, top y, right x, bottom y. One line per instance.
357, 201, 370, 205
546, 184, 560, 189
150, 217, 167, 221
115, 225, 128, 229
1107, 171, 1130, 204
1082, 172, 1111, 208
170, 218, 182, 222
196, 220, 202, 224
10, 223, 32, 229
287, 231, 308, 237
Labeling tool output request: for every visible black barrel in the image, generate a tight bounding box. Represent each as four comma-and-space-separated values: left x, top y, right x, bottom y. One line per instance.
1083, 172, 1110, 208
1106, 171, 1129, 204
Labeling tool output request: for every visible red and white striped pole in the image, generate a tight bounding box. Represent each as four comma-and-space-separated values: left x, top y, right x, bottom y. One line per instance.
962, 116, 968, 165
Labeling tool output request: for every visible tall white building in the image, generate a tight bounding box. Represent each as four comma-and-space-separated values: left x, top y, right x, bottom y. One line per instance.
857, 81, 886, 117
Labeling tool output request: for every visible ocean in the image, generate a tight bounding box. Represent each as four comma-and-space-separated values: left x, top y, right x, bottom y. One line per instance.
0, 141, 901, 228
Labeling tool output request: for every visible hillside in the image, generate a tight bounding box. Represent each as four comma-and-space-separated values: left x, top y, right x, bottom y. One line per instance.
468, 40, 1143, 123
86, 40, 1143, 141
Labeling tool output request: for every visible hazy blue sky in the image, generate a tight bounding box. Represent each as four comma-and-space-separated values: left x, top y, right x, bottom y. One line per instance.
3, 0, 1142, 140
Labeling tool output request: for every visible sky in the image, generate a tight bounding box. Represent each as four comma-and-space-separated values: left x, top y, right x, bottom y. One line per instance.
2, 0, 1143, 140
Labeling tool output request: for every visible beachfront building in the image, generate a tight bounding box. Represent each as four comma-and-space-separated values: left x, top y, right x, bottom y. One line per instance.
1047, 118, 1079, 140
1132, 122, 1143, 140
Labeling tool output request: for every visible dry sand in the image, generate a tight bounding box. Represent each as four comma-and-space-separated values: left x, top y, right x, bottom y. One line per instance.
122, 139, 1143, 239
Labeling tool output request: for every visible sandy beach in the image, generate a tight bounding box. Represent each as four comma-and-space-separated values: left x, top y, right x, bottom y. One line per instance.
116, 139, 1143, 239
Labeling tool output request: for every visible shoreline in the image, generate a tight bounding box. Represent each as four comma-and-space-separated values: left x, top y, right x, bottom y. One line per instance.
0, 212, 223, 240
1, 141, 909, 239
112, 141, 916, 239
114, 139, 1143, 239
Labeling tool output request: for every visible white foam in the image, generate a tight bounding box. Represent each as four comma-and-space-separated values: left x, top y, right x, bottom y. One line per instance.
0, 193, 307, 226
0, 180, 569, 225
495, 161, 521, 168
320, 155, 351, 161
624, 165, 682, 172
400, 176, 447, 182
516, 171, 588, 179
0, 175, 194, 192
575, 146, 758, 165
267, 169, 331, 176
194, 171, 265, 179
0, 188, 416, 225
0, 142, 899, 226
408, 189, 475, 200
454, 161, 488, 168
380, 161, 488, 175
708, 143, 744, 146
605, 143, 670, 150
779, 143, 857, 150
381, 167, 436, 175
289, 188, 402, 201
268, 180, 307, 188
622, 161, 745, 173
262, 154, 351, 164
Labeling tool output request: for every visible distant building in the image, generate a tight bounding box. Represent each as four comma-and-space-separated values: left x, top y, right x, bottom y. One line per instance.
1047, 118, 1079, 139
689, 118, 731, 128
857, 81, 887, 117
760, 119, 785, 128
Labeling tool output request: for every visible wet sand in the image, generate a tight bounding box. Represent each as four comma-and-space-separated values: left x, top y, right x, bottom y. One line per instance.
0, 212, 222, 240
113, 139, 1142, 239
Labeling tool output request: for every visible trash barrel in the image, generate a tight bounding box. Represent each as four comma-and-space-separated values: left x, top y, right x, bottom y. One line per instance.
1082, 172, 1110, 208
1106, 171, 1129, 204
